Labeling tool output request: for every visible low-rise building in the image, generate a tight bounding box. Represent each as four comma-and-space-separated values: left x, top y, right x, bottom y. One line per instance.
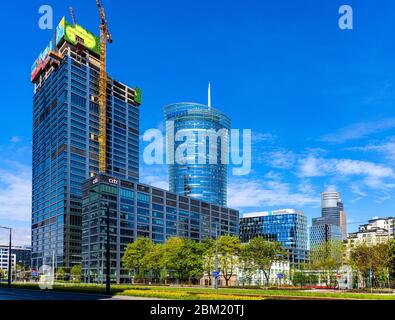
82, 174, 239, 284
344, 217, 394, 257
0, 247, 16, 277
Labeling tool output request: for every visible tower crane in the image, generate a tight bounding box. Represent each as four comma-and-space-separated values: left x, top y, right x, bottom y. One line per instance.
96, 0, 113, 173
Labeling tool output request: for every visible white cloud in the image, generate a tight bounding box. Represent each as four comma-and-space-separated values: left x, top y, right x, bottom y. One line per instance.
252, 132, 275, 143
298, 156, 395, 181
319, 118, 395, 144
265, 149, 296, 169
139, 165, 169, 190
228, 178, 319, 209
350, 184, 367, 197
298, 179, 316, 194
348, 139, 395, 161
0, 227, 31, 247
0, 163, 31, 222
10, 136, 21, 144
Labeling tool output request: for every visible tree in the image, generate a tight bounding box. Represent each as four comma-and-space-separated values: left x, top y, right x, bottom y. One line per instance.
349, 242, 390, 288
218, 235, 241, 287
202, 238, 215, 286
389, 240, 395, 280
0, 269, 5, 280
144, 243, 165, 283
122, 237, 155, 280
310, 240, 345, 286
244, 237, 286, 286
162, 237, 204, 284
70, 265, 82, 283
238, 244, 256, 286
56, 267, 65, 281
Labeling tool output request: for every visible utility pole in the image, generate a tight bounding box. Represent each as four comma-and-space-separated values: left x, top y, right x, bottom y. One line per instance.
105, 203, 111, 295
214, 224, 219, 290
52, 250, 55, 283
8, 230, 11, 287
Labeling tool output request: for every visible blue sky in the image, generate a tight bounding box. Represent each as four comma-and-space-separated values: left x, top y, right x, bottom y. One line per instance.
1, 0, 395, 245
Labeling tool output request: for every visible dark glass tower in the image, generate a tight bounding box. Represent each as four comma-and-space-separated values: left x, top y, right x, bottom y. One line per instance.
31, 18, 141, 271
164, 101, 230, 206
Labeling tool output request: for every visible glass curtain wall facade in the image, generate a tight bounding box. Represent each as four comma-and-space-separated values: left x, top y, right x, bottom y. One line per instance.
164, 103, 230, 207
239, 210, 308, 268
82, 174, 239, 283
321, 188, 347, 240
310, 223, 342, 249
31, 21, 141, 271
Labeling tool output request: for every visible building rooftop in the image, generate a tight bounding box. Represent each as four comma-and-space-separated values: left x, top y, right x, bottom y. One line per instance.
242, 209, 304, 219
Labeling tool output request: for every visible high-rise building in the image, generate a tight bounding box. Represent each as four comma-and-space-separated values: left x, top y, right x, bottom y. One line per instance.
31, 17, 141, 271
320, 188, 347, 240
81, 173, 239, 283
239, 209, 309, 268
164, 85, 230, 206
309, 187, 347, 250
310, 222, 342, 249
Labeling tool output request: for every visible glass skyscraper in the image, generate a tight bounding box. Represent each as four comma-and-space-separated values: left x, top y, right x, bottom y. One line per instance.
239, 209, 309, 268
31, 18, 141, 271
164, 101, 230, 206
309, 187, 347, 249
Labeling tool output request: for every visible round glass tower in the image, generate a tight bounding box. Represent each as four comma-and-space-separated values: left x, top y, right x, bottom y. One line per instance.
164, 102, 231, 206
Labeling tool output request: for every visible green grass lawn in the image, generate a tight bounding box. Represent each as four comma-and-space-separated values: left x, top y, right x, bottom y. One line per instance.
1, 282, 394, 300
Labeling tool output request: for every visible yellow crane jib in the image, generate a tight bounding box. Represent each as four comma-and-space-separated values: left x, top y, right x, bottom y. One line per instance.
96, 0, 112, 173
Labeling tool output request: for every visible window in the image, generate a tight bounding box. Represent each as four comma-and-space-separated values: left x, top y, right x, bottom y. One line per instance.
120, 188, 134, 199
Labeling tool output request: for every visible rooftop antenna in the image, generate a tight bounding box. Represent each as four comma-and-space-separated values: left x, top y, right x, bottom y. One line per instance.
69, 6, 77, 26
208, 81, 211, 109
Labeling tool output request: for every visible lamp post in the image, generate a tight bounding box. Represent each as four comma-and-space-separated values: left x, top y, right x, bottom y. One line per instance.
214, 224, 219, 290
89, 189, 111, 295
0, 226, 12, 288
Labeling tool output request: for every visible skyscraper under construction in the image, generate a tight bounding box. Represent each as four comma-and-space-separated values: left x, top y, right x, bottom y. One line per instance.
31, 16, 141, 271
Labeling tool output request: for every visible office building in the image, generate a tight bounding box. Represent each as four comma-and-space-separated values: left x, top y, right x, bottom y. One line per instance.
320, 188, 347, 240
239, 209, 309, 268
164, 85, 230, 206
31, 17, 141, 270
309, 187, 347, 249
310, 223, 342, 249
81, 173, 239, 283
0, 247, 16, 275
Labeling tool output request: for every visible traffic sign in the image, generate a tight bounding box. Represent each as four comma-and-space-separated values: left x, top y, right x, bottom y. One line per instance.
212, 271, 220, 278
277, 274, 284, 279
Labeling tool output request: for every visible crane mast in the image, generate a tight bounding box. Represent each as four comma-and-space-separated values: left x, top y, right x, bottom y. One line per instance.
96, 0, 112, 173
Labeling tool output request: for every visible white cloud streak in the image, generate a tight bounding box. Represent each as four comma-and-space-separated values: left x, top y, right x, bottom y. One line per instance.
319, 118, 395, 144
0, 163, 31, 222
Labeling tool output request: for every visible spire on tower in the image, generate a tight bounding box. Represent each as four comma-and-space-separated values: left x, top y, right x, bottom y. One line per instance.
208, 81, 211, 109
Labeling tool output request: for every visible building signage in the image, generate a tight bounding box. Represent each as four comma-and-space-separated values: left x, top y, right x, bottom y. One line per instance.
92, 176, 118, 185
55, 17, 65, 45
108, 178, 119, 185
31, 41, 54, 82
63, 20, 100, 56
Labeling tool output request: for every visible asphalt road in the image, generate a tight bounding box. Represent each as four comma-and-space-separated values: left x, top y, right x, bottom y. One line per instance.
0, 287, 111, 300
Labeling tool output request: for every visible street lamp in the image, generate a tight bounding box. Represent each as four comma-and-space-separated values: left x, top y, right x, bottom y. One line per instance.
89, 189, 111, 295
214, 223, 219, 290
0, 226, 12, 288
